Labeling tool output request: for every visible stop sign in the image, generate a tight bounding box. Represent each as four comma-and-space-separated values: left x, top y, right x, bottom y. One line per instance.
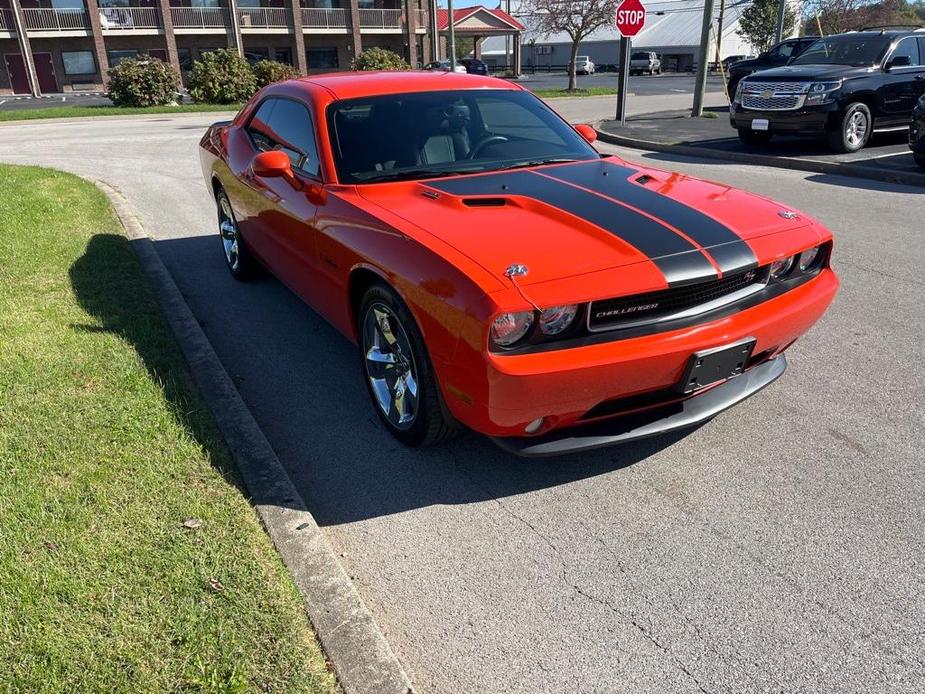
615, 0, 646, 37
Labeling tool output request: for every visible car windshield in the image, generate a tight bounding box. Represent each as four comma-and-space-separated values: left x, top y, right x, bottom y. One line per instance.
790, 36, 890, 67
631, 52, 648, 59
327, 89, 599, 184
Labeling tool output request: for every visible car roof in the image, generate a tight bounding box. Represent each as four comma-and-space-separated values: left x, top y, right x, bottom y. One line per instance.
293, 70, 520, 100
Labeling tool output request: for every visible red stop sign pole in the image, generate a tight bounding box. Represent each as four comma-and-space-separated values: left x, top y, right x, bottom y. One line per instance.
614, 0, 646, 125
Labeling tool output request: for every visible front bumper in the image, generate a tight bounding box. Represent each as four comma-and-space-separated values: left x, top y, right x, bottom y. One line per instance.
492, 355, 786, 456
438, 269, 838, 444
729, 102, 837, 135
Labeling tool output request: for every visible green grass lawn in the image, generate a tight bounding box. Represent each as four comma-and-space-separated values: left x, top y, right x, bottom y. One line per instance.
0, 103, 241, 122
532, 87, 617, 98
0, 164, 338, 694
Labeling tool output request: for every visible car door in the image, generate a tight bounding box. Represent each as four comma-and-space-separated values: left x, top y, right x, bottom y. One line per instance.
250, 97, 325, 304
878, 37, 924, 124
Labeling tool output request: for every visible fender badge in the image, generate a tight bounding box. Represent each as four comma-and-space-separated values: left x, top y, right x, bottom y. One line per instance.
504, 264, 529, 278
778, 210, 799, 220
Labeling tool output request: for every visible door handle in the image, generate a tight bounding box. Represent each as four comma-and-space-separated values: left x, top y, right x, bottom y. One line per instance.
916, 74, 925, 80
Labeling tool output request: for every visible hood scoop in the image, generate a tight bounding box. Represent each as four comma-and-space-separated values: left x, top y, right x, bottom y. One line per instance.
462, 197, 507, 208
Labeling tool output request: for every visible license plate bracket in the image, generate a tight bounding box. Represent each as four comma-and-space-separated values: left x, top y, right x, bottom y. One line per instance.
751, 118, 770, 131
679, 338, 756, 394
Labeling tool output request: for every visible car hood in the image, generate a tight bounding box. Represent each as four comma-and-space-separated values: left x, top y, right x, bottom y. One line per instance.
728, 57, 770, 74
356, 158, 816, 292
743, 64, 875, 81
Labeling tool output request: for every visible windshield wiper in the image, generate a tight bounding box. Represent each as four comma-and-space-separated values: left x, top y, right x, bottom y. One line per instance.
360, 169, 467, 184
495, 157, 580, 172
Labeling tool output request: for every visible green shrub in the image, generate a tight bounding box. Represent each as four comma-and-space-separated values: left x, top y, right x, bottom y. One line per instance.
252, 59, 300, 89
106, 54, 179, 107
188, 49, 257, 104
351, 47, 409, 71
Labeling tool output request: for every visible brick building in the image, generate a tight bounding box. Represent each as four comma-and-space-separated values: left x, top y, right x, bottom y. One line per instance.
0, 0, 432, 95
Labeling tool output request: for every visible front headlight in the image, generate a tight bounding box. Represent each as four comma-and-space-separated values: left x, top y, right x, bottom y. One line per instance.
491, 311, 534, 347
798, 245, 823, 272
734, 80, 746, 104
769, 255, 796, 279
804, 81, 842, 106
539, 305, 578, 335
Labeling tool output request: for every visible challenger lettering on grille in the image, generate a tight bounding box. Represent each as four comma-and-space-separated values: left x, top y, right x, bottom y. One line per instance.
595, 303, 660, 319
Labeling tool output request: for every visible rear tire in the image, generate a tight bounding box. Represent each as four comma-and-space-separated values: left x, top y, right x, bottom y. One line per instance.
737, 128, 772, 145
358, 283, 457, 448
827, 102, 872, 153
216, 187, 260, 281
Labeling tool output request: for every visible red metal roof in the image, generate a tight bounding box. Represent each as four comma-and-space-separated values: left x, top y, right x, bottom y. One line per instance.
436, 6, 525, 31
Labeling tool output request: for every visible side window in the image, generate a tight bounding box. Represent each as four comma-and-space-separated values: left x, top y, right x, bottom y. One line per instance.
266, 98, 321, 177
478, 96, 557, 143
246, 99, 277, 153
245, 98, 320, 177
890, 37, 920, 67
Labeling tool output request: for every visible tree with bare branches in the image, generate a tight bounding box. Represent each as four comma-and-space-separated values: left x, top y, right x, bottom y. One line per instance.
524, 0, 620, 90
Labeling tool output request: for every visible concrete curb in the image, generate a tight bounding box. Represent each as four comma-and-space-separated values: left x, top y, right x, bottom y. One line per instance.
593, 122, 925, 189
95, 181, 414, 694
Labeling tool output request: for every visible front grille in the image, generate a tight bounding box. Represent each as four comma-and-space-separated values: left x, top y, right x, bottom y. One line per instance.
588, 267, 767, 332
741, 81, 809, 111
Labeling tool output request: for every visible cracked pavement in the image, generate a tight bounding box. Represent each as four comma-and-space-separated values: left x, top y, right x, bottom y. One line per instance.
0, 99, 922, 692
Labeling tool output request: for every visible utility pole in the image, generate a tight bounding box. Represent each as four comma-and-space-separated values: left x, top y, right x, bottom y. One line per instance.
774, 0, 787, 43
714, 0, 726, 65
692, 0, 715, 116
504, 0, 511, 71
447, 0, 457, 70
430, 0, 438, 60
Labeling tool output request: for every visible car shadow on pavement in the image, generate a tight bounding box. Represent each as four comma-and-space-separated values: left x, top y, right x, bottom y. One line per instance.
68, 233, 250, 497
77, 231, 699, 526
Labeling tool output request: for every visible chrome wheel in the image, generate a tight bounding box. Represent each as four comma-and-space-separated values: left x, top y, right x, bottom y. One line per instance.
218, 194, 240, 272
362, 303, 418, 430
845, 110, 868, 148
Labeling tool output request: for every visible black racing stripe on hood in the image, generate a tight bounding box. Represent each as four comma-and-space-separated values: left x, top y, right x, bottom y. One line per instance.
426, 170, 716, 286
542, 161, 760, 275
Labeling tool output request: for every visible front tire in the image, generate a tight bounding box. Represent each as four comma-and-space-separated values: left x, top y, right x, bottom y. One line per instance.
216, 187, 260, 281
358, 283, 457, 448
737, 128, 772, 145
827, 102, 872, 153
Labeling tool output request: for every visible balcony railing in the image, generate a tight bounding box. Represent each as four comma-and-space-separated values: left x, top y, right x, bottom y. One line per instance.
170, 6, 227, 28
0, 8, 14, 32
301, 6, 346, 28
170, 6, 228, 28
22, 7, 89, 31
99, 6, 161, 30
358, 7, 400, 28
237, 7, 289, 28
415, 8, 426, 27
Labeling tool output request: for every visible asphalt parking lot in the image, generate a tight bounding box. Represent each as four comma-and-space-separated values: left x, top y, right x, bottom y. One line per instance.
598, 106, 923, 187
2, 100, 922, 693
520, 70, 729, 96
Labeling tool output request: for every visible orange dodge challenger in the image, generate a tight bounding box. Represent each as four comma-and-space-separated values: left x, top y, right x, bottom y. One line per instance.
199, 71, 839, 456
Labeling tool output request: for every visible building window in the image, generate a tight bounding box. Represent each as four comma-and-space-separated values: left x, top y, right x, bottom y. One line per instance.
244, 48, 269, 65
273, 47, 292, 65
107, 49, 139, 66
307, 47, 338, 69
177, 48, 193, 72
61, 50, 97, 76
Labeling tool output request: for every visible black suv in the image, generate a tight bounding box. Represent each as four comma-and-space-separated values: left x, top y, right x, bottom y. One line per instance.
726, 37, 818, 96
729, 29, 925, 152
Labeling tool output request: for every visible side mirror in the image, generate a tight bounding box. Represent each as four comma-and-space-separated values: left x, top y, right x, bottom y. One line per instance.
886, 55, 912, 70
574, 123, 597, 144
251, 150, 302, 190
